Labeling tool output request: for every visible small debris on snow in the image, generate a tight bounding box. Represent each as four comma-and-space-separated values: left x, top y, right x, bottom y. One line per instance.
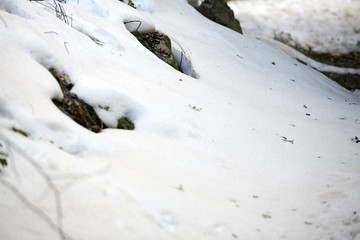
281, 136, 294, 144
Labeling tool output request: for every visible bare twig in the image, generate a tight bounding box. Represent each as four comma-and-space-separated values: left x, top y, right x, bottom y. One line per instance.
44, 31, 59, 35
63, 41, 69, 54
124, 20, 142, 32
29, 0, 70, 25
172, 39, 187, 70
179, 51, 183, 69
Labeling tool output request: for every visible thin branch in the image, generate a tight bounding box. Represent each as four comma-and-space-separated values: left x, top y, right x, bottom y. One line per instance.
29, 0, 70, 25
44, 31, 59, 35
124, 20, 142, 32
179, 51, 183, 68
63, 41, 70, 54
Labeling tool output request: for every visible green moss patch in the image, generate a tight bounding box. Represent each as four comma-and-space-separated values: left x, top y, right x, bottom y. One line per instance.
12, 127, 30, 137
117, 117, 135, 130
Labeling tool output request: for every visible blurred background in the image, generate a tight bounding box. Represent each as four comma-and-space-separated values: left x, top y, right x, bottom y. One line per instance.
219, 0, 360, 90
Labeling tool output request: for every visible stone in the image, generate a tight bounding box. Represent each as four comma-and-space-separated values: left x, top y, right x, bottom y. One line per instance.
52, 92, 106, 133
196, 0, 242, 34
133, 31, 181, 71
50, 68, 106, 133
50, 68, 136, 132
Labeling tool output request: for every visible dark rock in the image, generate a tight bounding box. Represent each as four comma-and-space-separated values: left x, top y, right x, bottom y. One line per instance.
196, 0, 242, 34
50, 68, 136, 132
50, 68, 106, 133
52, 93, 105, 133
133, 31, 181, 71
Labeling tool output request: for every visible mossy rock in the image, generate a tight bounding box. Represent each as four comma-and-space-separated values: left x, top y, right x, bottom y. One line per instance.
132, 31, 181, 71
49, 68, 73, 92
53, 95, 105, 133
50, 68, 136, 132
50, 68, 106, 133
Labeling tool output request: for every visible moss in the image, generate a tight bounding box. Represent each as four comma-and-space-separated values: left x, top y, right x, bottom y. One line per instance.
0, 152, 8, 169
128, 0, 136, 9
99, 105, 110, 111
117, 117, 135, 130
49, 68, 73, 91
12, 127, 30, 137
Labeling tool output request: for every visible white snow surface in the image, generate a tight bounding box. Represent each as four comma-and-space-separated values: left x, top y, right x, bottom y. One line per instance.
0, 0, 360, 239
228, 0, 360, 54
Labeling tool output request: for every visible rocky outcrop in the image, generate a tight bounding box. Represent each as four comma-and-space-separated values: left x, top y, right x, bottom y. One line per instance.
50, 68, 106, 133
133, 31, 181, 71
196, 0, 242, 34
50, 68, 134, 133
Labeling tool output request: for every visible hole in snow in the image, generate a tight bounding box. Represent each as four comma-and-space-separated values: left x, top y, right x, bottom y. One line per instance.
49, 68, 135, 133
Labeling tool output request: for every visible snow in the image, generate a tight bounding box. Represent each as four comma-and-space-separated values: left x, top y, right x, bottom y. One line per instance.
228, 0, 360, 75
0, 0, 359, 239
228, 0, 360, 54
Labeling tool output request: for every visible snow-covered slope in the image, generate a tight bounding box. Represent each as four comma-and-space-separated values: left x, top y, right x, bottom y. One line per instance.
0, 0, 359, 239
